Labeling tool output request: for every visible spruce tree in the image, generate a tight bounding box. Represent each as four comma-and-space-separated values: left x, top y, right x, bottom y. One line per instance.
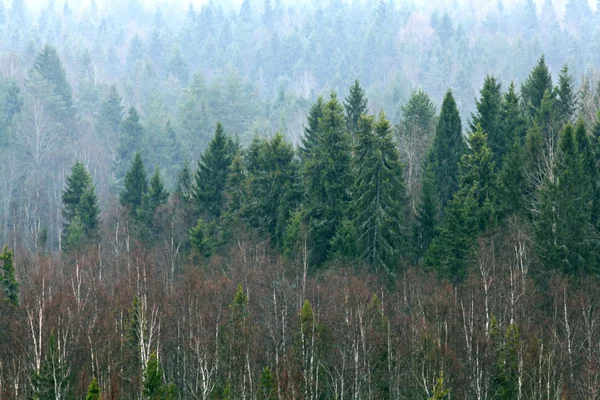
470, 76, 504, 163
33, 45, 74, 119
555, 64, 576, 126
257, 367, 276, 400
96, 85, 123, 139
498, 133, 527, 218
117, 107, 145, 181
521, 55, 554, 120
175, 159, 193, 200
426, 126, 496, 283
0, 246, 18, 306
299, 96, 325, 163
120, 152, 148, 218
499, 82, 527, 142
143, 352, 163, 399
62, 161, 100, 248
534, 124, 594, 275
224, 151, 247, 218
86, 378, 100, 400
344, 79, 368, 140
193, 122, 237, 219
426, 89, 466, 210
353, 113, 407, 272
32, 333, 70, 400
301, 92, 353, 265
413, 167, 438, 262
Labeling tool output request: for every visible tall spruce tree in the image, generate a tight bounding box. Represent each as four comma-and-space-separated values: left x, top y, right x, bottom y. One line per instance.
120, 152, 148, 218
96, 85, 123, 139
32, 45, 74, 119
425, 126, 496, 283
426, 89, 466, 210
534, 124, 595, 275
299, 96, 325, 163
555, 64, 576, 126
302, 92, 353, 265
32, 333, 70, 400
353, 113, 407, 272
344, 79, 368, 140
498, 133, 527, 218
193, 122, 237, 219
62, 161, 100, 249
86, 378, 100, 400
413, 166, 438, 263
117, 107, 145, 182
500, 82, 527, 142
470, 76, 504, 163
521, 55, 554, 120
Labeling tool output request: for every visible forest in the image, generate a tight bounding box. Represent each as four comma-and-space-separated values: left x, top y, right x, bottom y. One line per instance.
3, 0, 600, 399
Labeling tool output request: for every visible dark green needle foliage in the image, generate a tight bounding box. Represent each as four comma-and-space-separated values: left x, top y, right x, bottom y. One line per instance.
0, 246, 18, 306
117, 107, 145, 182
344, 79, 368, 140
521, 55, 553, 120
86, 378, 100, 400
555, 64, 576, 126
120, 152, 148, 218
470, 76, 504, 164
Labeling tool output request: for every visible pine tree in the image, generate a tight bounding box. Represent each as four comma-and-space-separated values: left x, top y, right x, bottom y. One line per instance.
0, 246, 18, 306
86, 377, 100, 400
426, 126, 496, 282
32, 45, 74, 119
257, 367, 276, 400
470, 76, 504, 163
193, 122, 237, 219
353, 113, 407, 272
117, 107, 145, 181
521, 55, 554, 120
534, 124, 595, 275
555, 64, 576, 126
143, 352, 163, 399
301, 92, 353, 265
120, 152, 148, 217
344, 79, 368, 140
426, 89, 466, 210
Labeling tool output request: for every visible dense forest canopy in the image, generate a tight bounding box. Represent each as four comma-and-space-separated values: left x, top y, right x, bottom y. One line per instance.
3, 0, 600, 399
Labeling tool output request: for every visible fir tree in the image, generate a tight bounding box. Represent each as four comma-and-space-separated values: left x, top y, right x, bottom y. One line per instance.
175, 159, 193, 200
470, 76, 504, 163
96, 85, 123, 139
426, 89, 466, 210
301, 92, 353, 265
143, 352, 163, 399
498, 133, 527, 218
165, 119, 183, 183
299, 96, 325, 163
257, 367, 276, 400
500, 82, 527, 142
413, 167, 438, 262
521, 55, 553, 120
224, 151, 247, 218
353, 113, 407, 272
32, 45, 74, 119
86, 377, 100, 400
344, 79, 368, 140
32, 333, 70, 400
120, 152, 148, 217
0, 246, 18, 306
193, 122, 237, 219
555, 64, 576, 126
117, 107, 145, 181
62, 161, 100, 248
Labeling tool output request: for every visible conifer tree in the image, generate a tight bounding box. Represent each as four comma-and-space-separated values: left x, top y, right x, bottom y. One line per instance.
33, 45, 74, 119
353, 113, 406, 272
117, 107, 145, 181
120, 152, 148, 218
426, 126, 496, 282
299, 96, 325, 163
143, 352, 163, 399
224, 151, 247, 218
499, 82, 527, 142
426, 89, 466, 210
413, 167, 438, 262
165, 120, 183, 183
498, 133, 527, 217
257, 367, 276, 400
96, 85, 123, 139
86, 377, 100, 400
555, 64, 576, 126
32, 333, 70, 400
521, 55, 553, 120
62, 161, 100, 248
0, 246, 18, 306
534, 124, 595, 275
301, 92, 353, 265
193, 122, 237, 219
139, 167, 169, 239
470, 76, 504, 163
344, 79, 368, 140
175, 159, 193, 200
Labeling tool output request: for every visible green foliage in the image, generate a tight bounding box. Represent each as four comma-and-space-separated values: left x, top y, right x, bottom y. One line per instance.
301, 92, 353, 265
426, 90, 466, 211
498, 133, 527, 218
224, 151, 247, 218
0, 76, 22, 147
33, 45, 74, 119
117, 107, 145, 181
353, 113, 407, 272
555, 64, 576, 126
120, 152, 148, 218
175, 159, 193, 200
86, 377, 100, 400
95, 85, 123, 139
257, 367, 276, 400
193, 122, 237, 219
299, 96, 325, 162
500, 82, 527, 143
521, 55, 553, 120
143, 352, 163, 399
0, 246, 18, 306
62, 161, 100, 250
490, 320, 520, 400
413, 167, 438, 262
470, 76, 504, 164
429, 371, 450, 400
189, 218, 219, 258
32, 333, 70, 400
344, 79, 368, 139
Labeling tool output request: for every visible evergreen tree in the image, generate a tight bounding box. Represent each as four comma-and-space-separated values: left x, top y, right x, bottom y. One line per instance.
301, 92, 353, 265
175, 159, 193, 200
344, 79, 368, 140
143, 352, 163, 399
521, 55, 554, 120
555, 64, 576, 126
470, 76, 504, 163
353, 113, 407, 272
490, 321, 520, 400
257, 367, 276, 400
139, 167, 169, 239
426, 89, 466, 210
193, 122, 237, 219
32, 45, 74, 119
32, 333, 70, 400
499, 82, 527, 142
86, 377, 100, 400
117, 107, 145, 181
224, 151, 247, 218
189, 218, 218, 258
426, 126, 496, 283
0, 246, 18, 306
96, 85, 123, 139
498, 133, 527, 217
165, 119, 183, 183
62, 161, 100, 248
429, 371, 450, 400
299, 96, 325, 163
534, 124, 595, 275
120, 152, 148, 218
413, 167, 438, 262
